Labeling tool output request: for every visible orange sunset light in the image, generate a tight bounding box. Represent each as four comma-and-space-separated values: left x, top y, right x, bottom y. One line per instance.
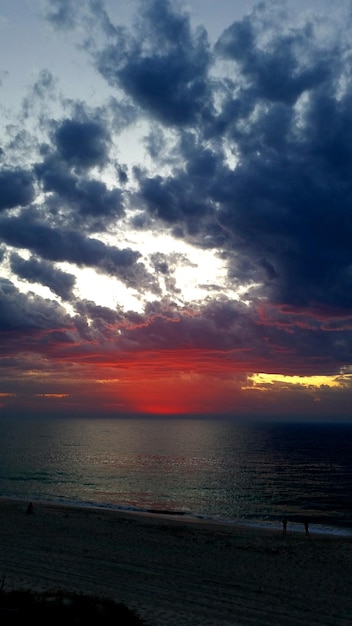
122, 374, 223, 415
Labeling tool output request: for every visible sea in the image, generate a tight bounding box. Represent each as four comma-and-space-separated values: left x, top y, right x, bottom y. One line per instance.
0, 415, 352, 537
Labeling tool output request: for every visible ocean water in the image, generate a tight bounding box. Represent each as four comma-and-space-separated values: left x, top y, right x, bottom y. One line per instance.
0, 416, 352, 536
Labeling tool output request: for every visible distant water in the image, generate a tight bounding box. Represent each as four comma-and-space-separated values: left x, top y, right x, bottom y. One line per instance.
0, 416, 352, 536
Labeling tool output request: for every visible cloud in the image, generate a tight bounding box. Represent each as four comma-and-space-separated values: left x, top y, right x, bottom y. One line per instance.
215, 7, 331, 103
0, 169, 35, 211
42, 0, 80, 31
94, 0, 212, 126
52, 117, 111, 169
9, 253, 76, 301
0, 278, 71, 332
11, 0, 352, 318
125, 1, 352, 311
1, 0, 352, 416
35, 153, 125, 232
0, 212, 156, 287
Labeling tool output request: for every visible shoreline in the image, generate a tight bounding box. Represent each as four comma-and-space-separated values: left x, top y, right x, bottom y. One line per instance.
1, 497, 352, 625
1, 494, 351, 538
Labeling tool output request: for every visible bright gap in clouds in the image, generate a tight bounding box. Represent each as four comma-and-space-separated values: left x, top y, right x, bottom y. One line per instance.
71, 231, 235, 312
4, 232, 245, 315
249, 373, 343, 389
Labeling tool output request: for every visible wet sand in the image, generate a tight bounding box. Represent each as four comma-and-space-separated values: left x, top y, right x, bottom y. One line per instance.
0, 498, 351, 625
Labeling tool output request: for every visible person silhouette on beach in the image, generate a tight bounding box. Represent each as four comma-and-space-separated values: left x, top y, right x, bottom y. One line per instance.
303, 517, 309, 535
26, 502, 34, 515
282, 517, 288, 536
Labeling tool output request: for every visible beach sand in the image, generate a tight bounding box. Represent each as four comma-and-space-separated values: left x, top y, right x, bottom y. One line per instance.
0, 499, 351, 625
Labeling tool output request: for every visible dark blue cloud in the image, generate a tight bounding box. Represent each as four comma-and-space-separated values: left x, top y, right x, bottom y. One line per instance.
0, 278, 70, 332
10, 253, 76, 301
95, 0, 212, 126
131, 3, 352, 311
0, 169, 35, 211
1, 0, 352, 387
36, 0, 352, 313
215, 14, 331, 104
0, 209, 162, 295
35, 154, 125, 231
0, 213, 137, 274
53, 117, 110, 169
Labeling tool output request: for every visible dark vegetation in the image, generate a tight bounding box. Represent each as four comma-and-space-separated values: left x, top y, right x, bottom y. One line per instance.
0, 588, 147, 625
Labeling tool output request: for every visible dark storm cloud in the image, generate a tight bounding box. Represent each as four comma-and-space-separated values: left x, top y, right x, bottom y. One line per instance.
135, 132, 221, 238
10, 253, 76, 301
30, 108, 127, 231
52, 117, 110, 169
209, 9, 352, 309
0, 205, 161, 294
102, 296, 351, 376
120, 2, 352, 312
220, 11, 352, 310
2, 0, 351, 395
0, 278, 70, 332
75, 299, 123, 326
138, 173, 210, 227
94, 0, 212, 126
215, 12, 331, 104
0, 169, 35, 211
0, 213, 138, 277
35, 153, 124, 231
22, 0, 352, 321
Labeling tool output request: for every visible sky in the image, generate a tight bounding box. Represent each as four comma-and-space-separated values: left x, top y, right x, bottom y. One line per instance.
0, 0, 352, 421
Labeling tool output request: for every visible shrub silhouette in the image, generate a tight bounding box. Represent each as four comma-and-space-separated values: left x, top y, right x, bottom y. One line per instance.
0, 589, 147, 625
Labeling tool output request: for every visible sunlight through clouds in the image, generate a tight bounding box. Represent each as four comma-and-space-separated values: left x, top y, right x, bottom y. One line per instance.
248, 373, 344, 390
0, 0, 352, 418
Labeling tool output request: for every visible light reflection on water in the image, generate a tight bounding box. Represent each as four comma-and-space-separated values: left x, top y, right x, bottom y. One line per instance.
0, 416, 352, 532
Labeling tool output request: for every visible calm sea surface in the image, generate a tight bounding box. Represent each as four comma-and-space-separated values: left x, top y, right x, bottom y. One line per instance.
0, 416, 352, 536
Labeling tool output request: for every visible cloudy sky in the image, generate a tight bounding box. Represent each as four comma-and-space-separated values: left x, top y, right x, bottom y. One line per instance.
1, 0, 352, 420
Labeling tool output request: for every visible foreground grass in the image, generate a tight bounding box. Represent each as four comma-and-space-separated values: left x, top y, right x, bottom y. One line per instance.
0, 588, 147, 625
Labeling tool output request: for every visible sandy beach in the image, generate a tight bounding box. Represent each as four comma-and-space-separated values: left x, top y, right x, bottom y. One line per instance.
0, 499, 351, 625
